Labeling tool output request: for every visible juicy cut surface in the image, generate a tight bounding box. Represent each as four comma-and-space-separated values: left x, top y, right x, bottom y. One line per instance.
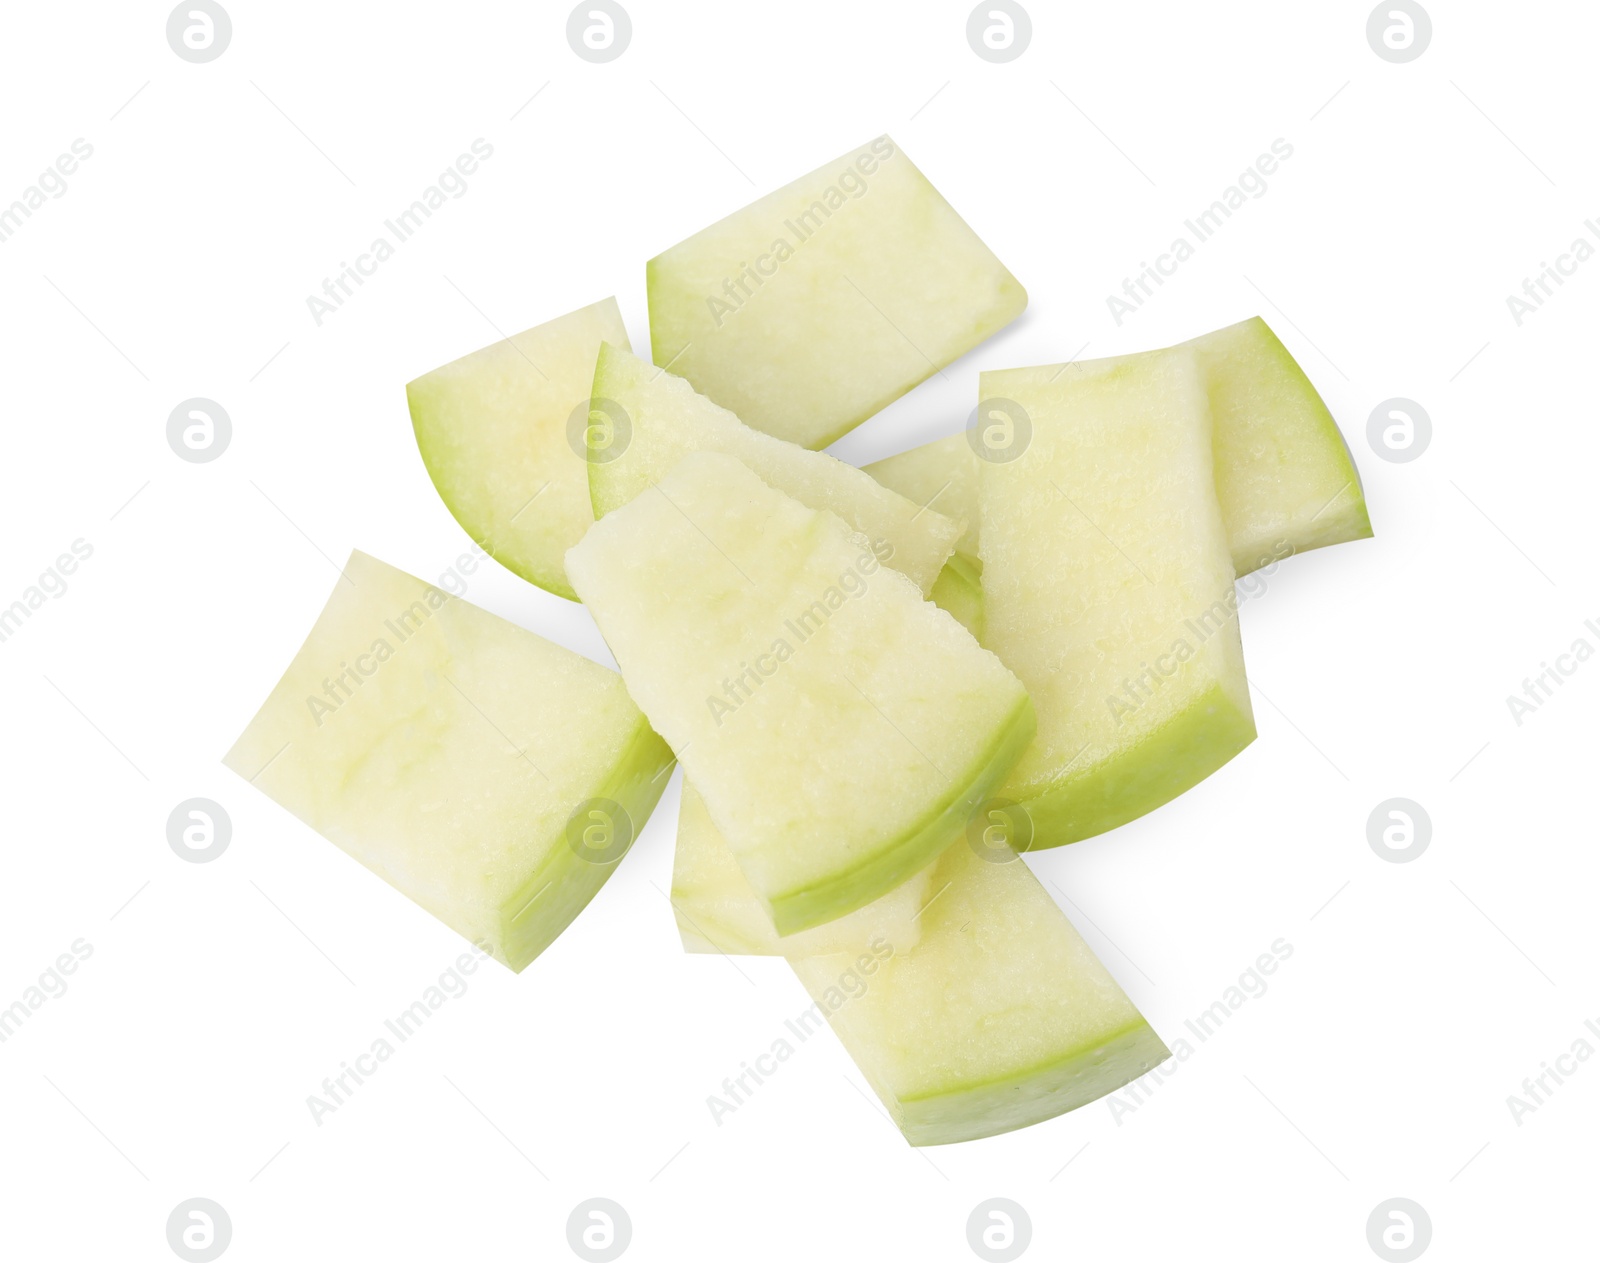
567, 451, 1033, 933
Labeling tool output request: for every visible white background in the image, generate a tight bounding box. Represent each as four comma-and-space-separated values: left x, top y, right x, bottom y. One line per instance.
1, 1, 1595, 1259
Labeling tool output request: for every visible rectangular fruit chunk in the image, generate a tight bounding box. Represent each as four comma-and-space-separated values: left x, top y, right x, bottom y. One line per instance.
865, 317, 1371, 580
589, 343, 961, 593
979, 351, 1255, 847
788, 841, 1170, 1146
223, 551, 674, 971
671, 783, 932, 957
407, 297, 627, 601
565, 451, 1034, 934
647, 136, 1026, 450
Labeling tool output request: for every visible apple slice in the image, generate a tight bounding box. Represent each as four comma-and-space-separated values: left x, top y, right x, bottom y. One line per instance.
979, 350, 1255, 847
588, 343, 961, 594
565, 451, 1034, 934
223, 551, 674, 971
647, 136, 1026, 449
789, 841, 1170, 1146
679, 773, 1168, 1144
671, 782, 932, 957
1178, 316, 1372, 575
865, 317, 1371, 579
407, 297, 627, 601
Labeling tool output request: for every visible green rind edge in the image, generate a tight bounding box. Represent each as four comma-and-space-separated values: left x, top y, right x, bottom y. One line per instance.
898, 1019, 1172, 1146
768, 693, 1036, 936
930, 556, 984, 640
1016, 681, 1256, 849
1210, 318, 1374, 576
497, 719, 676, 971
406, 381, 582, 603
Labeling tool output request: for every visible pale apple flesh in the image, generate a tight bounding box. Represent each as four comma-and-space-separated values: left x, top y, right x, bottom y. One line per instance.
648, 136, 1027, 450
979, 352, 1255, 848
864, 431, 981, 569
864, 316, 1371, 582
588, 342, 960, 594
565, 451, 1034, 934
671, 782, 931, 957
407, 297, 628, 601
1182, 316, 1372, 575
789, 841, 1169, 1146
866, 432, 985, 634
223, 551, 675, 971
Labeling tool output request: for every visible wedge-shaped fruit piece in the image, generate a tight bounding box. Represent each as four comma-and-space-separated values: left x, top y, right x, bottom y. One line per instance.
647, 136, 1026, 449
407, 297, 628, 601
566, 451, 1034, 934
589, 343, 960, 593
1178, 316, 1372, 575
789, 841, 1169, 1145
867, 318, 1372, 579
671, 783, 932, 956
223, 551, 674, 971
979, 351, 1255, 847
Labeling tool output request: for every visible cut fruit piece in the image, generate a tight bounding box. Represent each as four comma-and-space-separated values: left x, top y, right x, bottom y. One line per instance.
223, 550, 674, 972
865, 431, 981, 570
589, 343, 960, 594
864, 318, 1372, 579
1177, 316, 1372, 575
671, 783, 932, 957
979, 351, 1255, 848
788, 841, 1169, 1146
647, 136, 1027, 450
407, 297, 628, 601
566, 451, 1034, 934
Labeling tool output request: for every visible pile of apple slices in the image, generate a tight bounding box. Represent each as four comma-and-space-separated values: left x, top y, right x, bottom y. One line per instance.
228, 135, 1371, 1146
